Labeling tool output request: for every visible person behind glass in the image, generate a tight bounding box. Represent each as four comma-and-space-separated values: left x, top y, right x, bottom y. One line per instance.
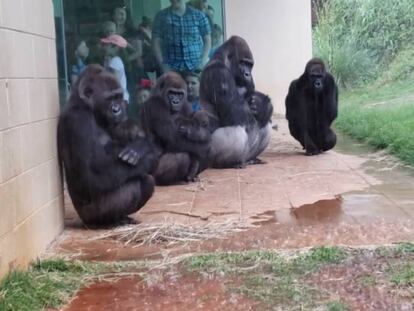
100, 34, 130, 103
209, 24, 223, 58
70, 40, 89, 85
111, 6, 140, 70
184, 70, 202, 112
187, 0, 214, 26
152, 0, 211, 74
112, 6, 135, 38
134, 79, 152, 112
206, 4, 215, 24
102, 21, 117, 37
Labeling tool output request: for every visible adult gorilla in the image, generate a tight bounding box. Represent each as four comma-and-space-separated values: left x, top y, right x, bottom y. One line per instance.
58, 65, 157, 226
140, 72, 211, 185
200, 36, 273, 168
285, 58, 338, 155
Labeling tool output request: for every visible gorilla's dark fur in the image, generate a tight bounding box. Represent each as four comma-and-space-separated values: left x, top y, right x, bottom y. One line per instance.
58, 65, 157, 226
140, 72, 211, 185
200, 36, 273, 168
285, 58, 338, 155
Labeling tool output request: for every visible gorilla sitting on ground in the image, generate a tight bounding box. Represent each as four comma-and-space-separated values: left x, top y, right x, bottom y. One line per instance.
200, 36, 273, 168
58, 65, 157, 226
140, 72, 211, 185
285, 58, 338, 156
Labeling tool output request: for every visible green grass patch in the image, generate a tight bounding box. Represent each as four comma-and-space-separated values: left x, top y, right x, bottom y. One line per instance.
0, 259, 145, 311
389, 263, 414, 287
185, 247, 346, 308
293, 246, 346, 271
0, 259, 108, 311
327, 300, 349, 311
336, 77, 414, 165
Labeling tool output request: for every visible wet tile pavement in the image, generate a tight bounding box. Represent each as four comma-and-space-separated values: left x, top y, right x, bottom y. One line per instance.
52, 118, 414, 260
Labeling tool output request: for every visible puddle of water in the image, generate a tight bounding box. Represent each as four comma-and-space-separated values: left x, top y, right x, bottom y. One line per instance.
336, 133, 414, 180
252, 197, 344, 225
64, 274, 259, 311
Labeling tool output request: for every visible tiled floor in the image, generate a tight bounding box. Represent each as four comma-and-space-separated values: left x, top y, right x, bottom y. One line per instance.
52, 119, 414, 260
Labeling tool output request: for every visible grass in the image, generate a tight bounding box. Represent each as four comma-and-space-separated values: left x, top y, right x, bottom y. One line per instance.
0, 259, 146, 311
185, 247, 346, 309
1, 244, 413, 310
327, 300, 349, 311
389, 263, 414, 287
336, 76, 414, 165
0, 260, 98, 311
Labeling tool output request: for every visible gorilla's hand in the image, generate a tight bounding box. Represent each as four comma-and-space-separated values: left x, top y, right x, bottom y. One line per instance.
249, 95, 258, 115
118, 147, 140, 166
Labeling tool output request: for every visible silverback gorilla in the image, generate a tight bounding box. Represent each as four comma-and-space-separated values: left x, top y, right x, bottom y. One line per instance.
285, 58, 338, 155
140, 72, 211, 185
200, 36, 273, 168
58, 65, 157, 226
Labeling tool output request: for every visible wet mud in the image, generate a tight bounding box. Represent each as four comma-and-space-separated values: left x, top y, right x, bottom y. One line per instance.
64, 274, 259, 311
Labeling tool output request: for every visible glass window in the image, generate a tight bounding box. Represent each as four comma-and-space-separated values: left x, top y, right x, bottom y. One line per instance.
53, 0, 225, 115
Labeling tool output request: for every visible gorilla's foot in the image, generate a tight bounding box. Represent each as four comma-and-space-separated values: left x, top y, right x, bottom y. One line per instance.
305, 149, 320, 156
233, 162, 247, 169
247, 158, 266, 165
117, 216, 139, 226
186, 175, 200, 183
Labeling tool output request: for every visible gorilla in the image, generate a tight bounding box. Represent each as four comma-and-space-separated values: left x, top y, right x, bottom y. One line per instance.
139, 72, 211, 185
200, 36, 273, 168
58, 65, 157, 226
285, 58, 338, 155
100, 99, 144, 146
176, 110, 211, 181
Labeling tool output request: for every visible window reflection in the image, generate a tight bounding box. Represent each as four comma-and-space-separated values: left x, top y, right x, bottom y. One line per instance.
59, 0, 224, 114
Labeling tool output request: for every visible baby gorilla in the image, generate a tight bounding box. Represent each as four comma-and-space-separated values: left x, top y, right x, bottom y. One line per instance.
93, 93, 145, 165
176, 110, 211, 181
140, 72, 211, 185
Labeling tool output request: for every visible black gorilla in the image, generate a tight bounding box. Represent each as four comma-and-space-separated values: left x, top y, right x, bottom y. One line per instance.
58, 65, 157, 226
93, 92, 144, 146
140, 72, 211, 185
285, 58, 338, 155
200, 36, 273, 168
175, 110, 211, 181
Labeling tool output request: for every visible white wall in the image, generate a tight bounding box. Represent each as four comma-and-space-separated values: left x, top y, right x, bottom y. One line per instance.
224, 0, 312, 114
0, 0, 64, 279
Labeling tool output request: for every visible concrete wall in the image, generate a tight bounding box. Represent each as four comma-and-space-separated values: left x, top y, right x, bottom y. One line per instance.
0, 0, 64, 279
224, 0, 312, 114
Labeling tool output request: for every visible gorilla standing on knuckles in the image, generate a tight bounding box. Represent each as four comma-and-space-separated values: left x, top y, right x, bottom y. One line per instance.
58, 65, 157, 227
200, 36, 273, 168
285, 58, 338, 156
140, 72, 211, 185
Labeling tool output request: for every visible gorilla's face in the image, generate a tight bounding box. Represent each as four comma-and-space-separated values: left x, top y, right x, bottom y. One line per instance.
94, 90, 127, 127
166, 88, 186, 113
306, 62, 326, 91
156, 72, 188, 114
235, 58, 254, 88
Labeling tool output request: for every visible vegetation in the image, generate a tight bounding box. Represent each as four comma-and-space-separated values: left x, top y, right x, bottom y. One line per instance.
313, 0, 414, 88
186, 247, 347, 309
1, 244, 414, 310
313, 0, 414, 164
185, 244, 414, 309
335, 77, 414, 165
0, 259, 144, 311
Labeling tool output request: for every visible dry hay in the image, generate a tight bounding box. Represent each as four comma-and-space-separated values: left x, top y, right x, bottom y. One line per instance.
91, 220, 251, 246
